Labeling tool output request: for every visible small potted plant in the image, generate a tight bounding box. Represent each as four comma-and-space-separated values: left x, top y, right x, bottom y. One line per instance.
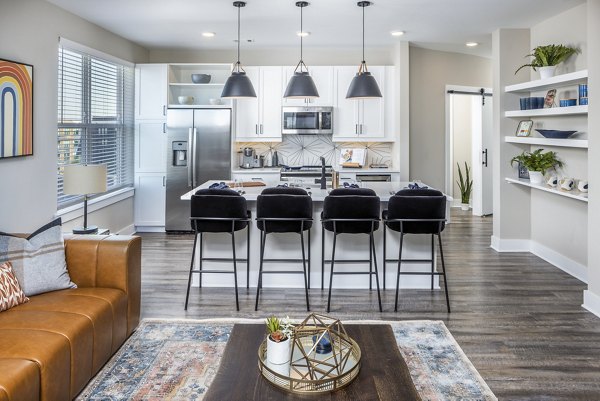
515, 44, 580, 79
456, 162, 473, 211
510, 149, 563, 184
265, 316, 294, 375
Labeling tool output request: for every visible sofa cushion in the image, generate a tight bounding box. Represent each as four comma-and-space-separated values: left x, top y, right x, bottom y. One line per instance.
0, 218, 76, 296
0, 262, 29, 312
0, 310, 94, 397
0, 330, 70, 401
0, 359, 40, 401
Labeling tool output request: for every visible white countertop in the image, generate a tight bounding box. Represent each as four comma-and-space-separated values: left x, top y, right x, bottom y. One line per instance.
181, 180, 452, 202
232, 167, 400, 174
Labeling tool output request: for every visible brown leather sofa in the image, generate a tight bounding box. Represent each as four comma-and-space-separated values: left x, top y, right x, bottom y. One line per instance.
0, 235, 141, 401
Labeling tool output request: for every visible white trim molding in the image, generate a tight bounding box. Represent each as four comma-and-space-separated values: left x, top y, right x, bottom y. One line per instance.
490, 236, 587, 283
583, 290, 600, 318
57, 187, 135, 223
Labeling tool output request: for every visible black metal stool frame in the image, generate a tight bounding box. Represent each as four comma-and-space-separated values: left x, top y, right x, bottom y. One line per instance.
382, 218, 450, 313
185, 216, 251, 311
321, 218, 382, 313
254, 218, 312, 311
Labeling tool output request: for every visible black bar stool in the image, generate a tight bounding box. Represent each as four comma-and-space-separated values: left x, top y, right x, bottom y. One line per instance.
322, 188, 382, 313
185, 188, 251, 311
255, 187, 312, 311
382, 188, 450, 313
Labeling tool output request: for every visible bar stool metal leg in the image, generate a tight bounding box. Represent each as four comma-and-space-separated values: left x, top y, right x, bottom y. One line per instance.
369, 234, 373, 291
438, 233, 451, 313
430, 234, 434, 290
199, 233, 203, 289
255, 230, 267, 311
321, 225, 325, 290
307, 229, 311, 289
246, 226, 250, 289
231, 227, 240, 311
300, 228, 310, 311
394, 232, 405, 312
383, 225, 387, 290
185, 232, 198, 310
370, 228, 383, 312
326, 227, 338, 313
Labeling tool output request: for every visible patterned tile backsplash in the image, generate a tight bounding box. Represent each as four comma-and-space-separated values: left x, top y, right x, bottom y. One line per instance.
236, 135, 393, 167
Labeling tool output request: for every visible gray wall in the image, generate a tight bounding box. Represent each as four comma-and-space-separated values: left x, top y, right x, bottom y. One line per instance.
0, 0, 148, 233
409, 47, 492, 189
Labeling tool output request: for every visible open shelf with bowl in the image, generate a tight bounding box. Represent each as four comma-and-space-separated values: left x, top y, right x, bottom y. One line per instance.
168, 63, 233, 108
504, 136, 588, 149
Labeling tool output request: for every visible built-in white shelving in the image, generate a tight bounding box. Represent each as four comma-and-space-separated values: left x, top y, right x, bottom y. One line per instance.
505, 70, 588, 93
505, 105, 588, 117
505, 177, 588, 202
504, 136, 588, 148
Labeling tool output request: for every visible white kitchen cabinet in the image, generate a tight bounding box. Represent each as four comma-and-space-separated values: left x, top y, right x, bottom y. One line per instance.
134, 173, 166, 227
135, 64, 168, 120
282, 66, 334, 106
134, 121, 167, 173
235, 66, 283, 142
333, 66, 389, 142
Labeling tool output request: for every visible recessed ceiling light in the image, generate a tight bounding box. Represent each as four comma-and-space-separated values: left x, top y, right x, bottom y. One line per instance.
297, 31, 310, 37
466, 42, 478, 47
202, 32, 216, 38
390, 31, 405, 37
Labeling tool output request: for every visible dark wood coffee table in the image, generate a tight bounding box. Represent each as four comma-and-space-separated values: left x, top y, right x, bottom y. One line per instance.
204, 324, 421, 401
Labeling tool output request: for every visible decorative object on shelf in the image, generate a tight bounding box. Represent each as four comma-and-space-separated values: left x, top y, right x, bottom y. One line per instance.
544, 89, 557, 108
520, 97, 545, 110
62, 164, 107, 234
346, 1, 382, 99
339, 147, 367, 167
515, 120, 533, 137
580, 97, 588, 105
577, 179, 588, 193
559, 177, 575, 191
258, 313, 361, 394
177, 95, 194, 105
208, 98, 222, 105
515, 44, 580, 79
559, 98, 577, 107
579, 84, 588, 105
546, 175, 558, 187
456, 162, 473, 211
535, 129, 577, 139
510, 149, 563, 185
265, 315, 294, 376
284, 2, 319, 99
0, 58, 33, 159
221, 1, 257, 98
518, 162, 530, 179
191, 73, 211, 84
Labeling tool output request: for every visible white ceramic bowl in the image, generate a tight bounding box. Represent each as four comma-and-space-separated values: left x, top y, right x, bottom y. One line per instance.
209, 98, 222, 105
177, 96, 194, 105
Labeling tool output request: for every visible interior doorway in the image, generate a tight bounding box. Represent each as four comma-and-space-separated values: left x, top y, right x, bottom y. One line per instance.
445, 85, 493, 217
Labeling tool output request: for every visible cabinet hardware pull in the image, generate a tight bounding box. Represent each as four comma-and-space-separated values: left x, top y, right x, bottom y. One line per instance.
163, 176, 166, 187
163, 123, 166, 133
260, 124, 263, 135
255, 124, 258, 135
356, 124, 359, 135
360, 124, 363, 135
163, 105, 166, 116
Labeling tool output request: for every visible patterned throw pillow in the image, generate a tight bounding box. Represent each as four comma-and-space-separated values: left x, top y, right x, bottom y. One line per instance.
0, 218, 76, 296
0, 261, 29, 312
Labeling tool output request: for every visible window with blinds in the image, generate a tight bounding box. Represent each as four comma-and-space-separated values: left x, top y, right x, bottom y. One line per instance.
57, 45, 134, 207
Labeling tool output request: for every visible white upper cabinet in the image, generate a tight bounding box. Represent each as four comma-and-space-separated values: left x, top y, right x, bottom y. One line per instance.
282, 66, 334, 106
135, 64, 168, 120
235, 66, 283, 142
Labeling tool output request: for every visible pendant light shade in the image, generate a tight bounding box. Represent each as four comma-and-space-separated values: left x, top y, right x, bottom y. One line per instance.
346, 1, 382, 99
221, 1, 256, 99
284, 1, 319, 99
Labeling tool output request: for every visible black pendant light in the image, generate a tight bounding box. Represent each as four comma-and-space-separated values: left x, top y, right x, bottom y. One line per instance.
284, 1, 319, 99
221, 1, 257, 98
346, 1, 382, 99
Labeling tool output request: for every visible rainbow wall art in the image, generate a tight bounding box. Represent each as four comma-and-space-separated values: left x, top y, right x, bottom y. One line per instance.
0, 58, 33, 159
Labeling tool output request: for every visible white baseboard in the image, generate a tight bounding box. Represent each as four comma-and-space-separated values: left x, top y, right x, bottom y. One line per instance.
490, 236, 587, 283
134, 226, 165, 233
117, 224, 136, 236
583, 290, 600, 318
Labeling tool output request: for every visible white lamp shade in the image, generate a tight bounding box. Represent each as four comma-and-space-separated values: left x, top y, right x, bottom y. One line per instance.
63, 164, 107, 195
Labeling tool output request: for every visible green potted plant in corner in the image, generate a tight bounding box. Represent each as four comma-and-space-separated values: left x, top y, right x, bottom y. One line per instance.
510, 149, 563, 185
515, 44, 580, 79
456, 162, 473, 211
265, 316, 294, 376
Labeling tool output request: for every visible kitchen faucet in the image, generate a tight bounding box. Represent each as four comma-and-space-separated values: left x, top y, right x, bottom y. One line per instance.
320, 157, 327, 190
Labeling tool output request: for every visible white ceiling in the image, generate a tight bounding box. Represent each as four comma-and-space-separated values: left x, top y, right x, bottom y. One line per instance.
47, 0, 584, 58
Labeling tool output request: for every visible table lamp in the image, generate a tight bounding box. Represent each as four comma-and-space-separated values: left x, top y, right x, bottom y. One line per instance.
63, 164, 107, 234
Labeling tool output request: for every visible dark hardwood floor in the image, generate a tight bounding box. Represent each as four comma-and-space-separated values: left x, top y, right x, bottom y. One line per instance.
138, 210, 600, 400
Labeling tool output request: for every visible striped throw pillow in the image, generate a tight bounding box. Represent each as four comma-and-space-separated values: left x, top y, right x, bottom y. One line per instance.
0, 261, 29, 312
0, 218, 76, 296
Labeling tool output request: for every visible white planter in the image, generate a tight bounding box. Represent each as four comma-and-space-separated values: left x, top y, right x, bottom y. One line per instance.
266, 336, 291, 375
538, 66, 557, 80
460, 203, 470, 211
528, 171, 544, 184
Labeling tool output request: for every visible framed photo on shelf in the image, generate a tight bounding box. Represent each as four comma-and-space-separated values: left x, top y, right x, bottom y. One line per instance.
515, 120, 533, 137
517, 163, 530, 179
544, 88, 557, 108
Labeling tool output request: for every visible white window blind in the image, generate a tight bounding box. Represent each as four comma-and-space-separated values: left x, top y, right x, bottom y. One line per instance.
57, 45, 134, 206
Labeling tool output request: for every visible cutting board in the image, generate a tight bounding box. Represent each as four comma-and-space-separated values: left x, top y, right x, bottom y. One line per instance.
225, 181, 266, 187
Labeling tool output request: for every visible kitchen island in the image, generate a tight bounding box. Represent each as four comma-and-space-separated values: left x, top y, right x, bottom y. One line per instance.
181, 181, 452, 290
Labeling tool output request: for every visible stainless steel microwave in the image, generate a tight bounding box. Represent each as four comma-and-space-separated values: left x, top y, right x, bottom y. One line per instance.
282, 106, 333, 135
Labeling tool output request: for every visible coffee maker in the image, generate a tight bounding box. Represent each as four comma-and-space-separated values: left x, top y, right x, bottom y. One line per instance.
241, 147, 255, 169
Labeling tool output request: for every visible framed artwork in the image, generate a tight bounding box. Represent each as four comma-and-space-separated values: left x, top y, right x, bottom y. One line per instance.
544, 89, 557, 108
0, 58, 33, 159
518, 162, 530, 179
515, 120, 533, 137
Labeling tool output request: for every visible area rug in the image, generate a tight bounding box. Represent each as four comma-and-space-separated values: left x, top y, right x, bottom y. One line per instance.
77, 318, 496, 401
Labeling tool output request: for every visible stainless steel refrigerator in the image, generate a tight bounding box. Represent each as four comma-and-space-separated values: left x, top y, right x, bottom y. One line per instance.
165, 108, 232, 232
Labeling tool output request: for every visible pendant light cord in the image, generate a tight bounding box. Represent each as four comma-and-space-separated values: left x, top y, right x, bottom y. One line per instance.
300, 3, 303, 66
236, 5, 241, 70
362, 4, 365, 64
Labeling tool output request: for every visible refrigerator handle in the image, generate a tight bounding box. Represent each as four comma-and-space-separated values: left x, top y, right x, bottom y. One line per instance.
187, 128, 193, 187
192, 127, 198, 187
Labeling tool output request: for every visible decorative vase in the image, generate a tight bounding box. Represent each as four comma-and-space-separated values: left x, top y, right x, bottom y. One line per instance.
528, 171, 544, 184
538, 66, 557, 80
460, 203, 470, 211
266, 336, 291, 375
